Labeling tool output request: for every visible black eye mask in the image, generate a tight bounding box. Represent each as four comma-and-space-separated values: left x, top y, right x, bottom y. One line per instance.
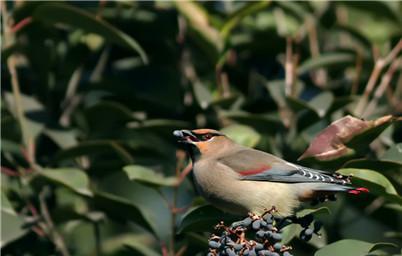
190, 133, 219, 142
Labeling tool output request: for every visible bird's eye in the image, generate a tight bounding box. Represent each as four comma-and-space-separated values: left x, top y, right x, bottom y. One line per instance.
202, 134, 213, 141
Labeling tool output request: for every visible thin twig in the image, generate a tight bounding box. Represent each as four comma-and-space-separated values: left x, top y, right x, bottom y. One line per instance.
94, 222, 101, 256
2, 2, 36, 166
355, 39, 402, 116
387, 71, 402, 112
307, 17, 327, 87
364, 197, 385, 215
351, 50, 363, 95
39, 189, 70, 256
285, 37, 294, 97
363, 58, 401, 117
89, 47, 110, 83
175, 244, 188, 256
1, 166, 20, 176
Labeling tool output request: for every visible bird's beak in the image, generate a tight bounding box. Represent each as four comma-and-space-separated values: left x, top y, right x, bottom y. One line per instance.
173, 130, 199, 144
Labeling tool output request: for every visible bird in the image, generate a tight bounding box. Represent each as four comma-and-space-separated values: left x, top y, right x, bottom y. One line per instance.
173, 128, 368, 217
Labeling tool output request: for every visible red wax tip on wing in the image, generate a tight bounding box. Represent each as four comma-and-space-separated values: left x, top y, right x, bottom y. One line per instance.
348, 187, 369, 195
239, 166, 270, 176
356, 187, 369, 193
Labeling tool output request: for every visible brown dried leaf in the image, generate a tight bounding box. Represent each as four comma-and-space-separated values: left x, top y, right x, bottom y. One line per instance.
299, 115, 394, 161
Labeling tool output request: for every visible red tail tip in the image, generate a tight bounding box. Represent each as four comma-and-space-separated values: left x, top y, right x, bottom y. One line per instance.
348, 187, 369, 195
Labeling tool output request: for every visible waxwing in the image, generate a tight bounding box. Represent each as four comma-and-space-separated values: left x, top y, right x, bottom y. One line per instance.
173, 128, 368, 217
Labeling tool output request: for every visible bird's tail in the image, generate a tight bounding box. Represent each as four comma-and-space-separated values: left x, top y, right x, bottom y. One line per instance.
309, 183, 369, 195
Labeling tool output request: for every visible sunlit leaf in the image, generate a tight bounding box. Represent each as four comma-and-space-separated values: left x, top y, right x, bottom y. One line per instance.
1, 190, 27, 247
37, 168, 93, 197
175, 1, 222, 59
340, 2, 402, 42
221, 111, 283, 134
192, 81, 212, 110
381, 143, 402, 164
308, 92, 334, 118
298, 53, 356, 75
221, 124, 261, 147
220, 1, 272, 39
123, 165, 178, 187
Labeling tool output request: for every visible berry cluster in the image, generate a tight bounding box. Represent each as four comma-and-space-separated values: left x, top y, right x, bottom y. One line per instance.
207, 208, 293, 256
207, 208, 323, 256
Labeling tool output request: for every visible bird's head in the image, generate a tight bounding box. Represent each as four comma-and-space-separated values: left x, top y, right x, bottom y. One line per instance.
173, 129, 233, 161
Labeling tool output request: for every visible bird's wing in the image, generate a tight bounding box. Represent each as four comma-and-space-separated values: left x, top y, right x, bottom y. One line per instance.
218, 148, 350, 185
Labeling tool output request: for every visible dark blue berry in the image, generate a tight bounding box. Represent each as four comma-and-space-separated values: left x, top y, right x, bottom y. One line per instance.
255, 242, 264, 251
272, 233, 282, 241
233, 243, 243, 251
252, 219, 262, 230
242, 217, 253, 226
226, 248, 236, 256
305, 228, 314, 236
263, 214, 273, 223
209, 241, 220, 249
273, 242, 282, 251
256, 230, 265, 239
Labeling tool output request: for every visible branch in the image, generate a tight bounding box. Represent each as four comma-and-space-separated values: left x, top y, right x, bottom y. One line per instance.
307, 17, 327, 87
363, 58, 401, 117
355, 39, 402, 116
39, 189, 70, 256
285, 37, 295, 97
2, 3, 35, 165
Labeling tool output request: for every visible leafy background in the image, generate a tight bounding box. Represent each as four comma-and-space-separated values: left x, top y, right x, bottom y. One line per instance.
1, 1, 402, 255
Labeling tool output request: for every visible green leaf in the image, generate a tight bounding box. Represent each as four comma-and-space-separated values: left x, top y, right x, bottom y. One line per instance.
101, 234, 160, 256
221, 124, 261, 147
1, 191, 27, 247
281, 222, 302, 245
92, 191, 154, 234
44, 129, 77, 149
343, 159, 402, 173
308, 92, 334, 118
54, 140, 134, 164
123, 165, 178, 187
298, 53, 356, 75
85, 101, 136, 130
33, 3, 148, 63
192, 81, 213, 110
315, 239, 396, 256
381, 143, 402, 164
220, 1, 272, 39
175, 1, 222, 59
37, 168, 93, 197
296, 207, 330, 218
340, 2, 402, 43
338, 168, 402, 204
281, 207, 329, 244
178, 205, 237, 233
221, 111, 283, 134
124, 242, 161, 256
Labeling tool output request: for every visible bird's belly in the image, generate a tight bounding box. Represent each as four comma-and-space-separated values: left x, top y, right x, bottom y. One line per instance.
193, 164, 299, 216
